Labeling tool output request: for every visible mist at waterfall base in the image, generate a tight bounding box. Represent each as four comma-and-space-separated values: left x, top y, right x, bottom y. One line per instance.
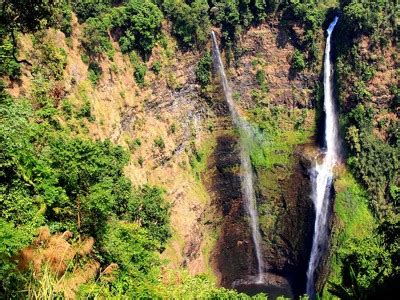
306, 17, 339, 298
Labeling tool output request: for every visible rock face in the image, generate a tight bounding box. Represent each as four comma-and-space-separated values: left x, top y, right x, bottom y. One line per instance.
260, 149, 315, 295
9, 14, 323, 295
207, 141, 315, 296
206, 19, 321, 296
208, 134, 255, 286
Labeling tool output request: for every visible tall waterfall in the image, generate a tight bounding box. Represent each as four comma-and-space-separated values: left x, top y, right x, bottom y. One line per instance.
306, 17, 339, 297
211, 31, 265, 283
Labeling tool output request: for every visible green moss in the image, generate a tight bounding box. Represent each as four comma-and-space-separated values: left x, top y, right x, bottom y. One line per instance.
323, 170, 376, 297
245, 106, 315, 241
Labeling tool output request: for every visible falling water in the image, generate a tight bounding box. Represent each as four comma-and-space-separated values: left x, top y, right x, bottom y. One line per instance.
211, 31, 265, 283
306, 17, 339, 297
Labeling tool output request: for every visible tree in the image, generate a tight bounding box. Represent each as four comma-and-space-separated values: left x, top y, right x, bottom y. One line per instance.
291, 49, 306, 71
112, 0, 163, 56
195, 52, 212, 87
81, 17, 114, 59
71, 0, 112, 23
163, 0, 210, 49
127, 186, 171, 249
0, 0, 67, 67
0, 219, 34, 296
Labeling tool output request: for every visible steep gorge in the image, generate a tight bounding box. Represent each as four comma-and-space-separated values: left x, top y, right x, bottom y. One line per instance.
6, 16, 321, 295
2, 1, 398, 298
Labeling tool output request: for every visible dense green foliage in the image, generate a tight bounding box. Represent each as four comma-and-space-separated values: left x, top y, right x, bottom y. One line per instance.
134, 63, 147, 85
112, 0, 163, 55
195, 52, 213, 88
1, 0, 399, 298
162, 0, 211, 49
291, 49, 306, 71
72, 0, 112, 23
0, 84, 172, 296
327, 0, 400, 298
81, 17, 114, 59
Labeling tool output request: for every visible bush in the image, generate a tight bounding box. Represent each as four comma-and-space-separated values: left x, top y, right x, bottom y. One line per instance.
255, 69, 268, 92
154, 136, 165, 150
162, 0, 210, 49
354, 80, 372, 102
81, 17, 114, 59
60, 0, 73, 36
195, 52, 212, 87
134, 63, 147, 85
291, 49, 306, 71
112, 0, 163, 55
128, 186, 171, 249
103, 220, 159, 274
33, 37, 68, 80
62, 100, 73, 117
152, 61, 161, 75
138, 156, 144, 167
71, 0, 112, 23
0, 31, 21, 78
88, 61, 102, 85
77, 101, 92, 119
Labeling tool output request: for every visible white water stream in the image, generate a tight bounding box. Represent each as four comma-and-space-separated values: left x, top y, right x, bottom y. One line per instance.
211, 31, 265, 283
306, 17, 339, 297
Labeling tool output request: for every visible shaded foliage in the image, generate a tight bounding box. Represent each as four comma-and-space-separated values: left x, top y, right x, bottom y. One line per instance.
111, 0, 163, 56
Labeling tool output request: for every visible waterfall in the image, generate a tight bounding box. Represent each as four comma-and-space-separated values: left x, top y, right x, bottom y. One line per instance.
211, 31, 265, 283
306, 17, 339, 297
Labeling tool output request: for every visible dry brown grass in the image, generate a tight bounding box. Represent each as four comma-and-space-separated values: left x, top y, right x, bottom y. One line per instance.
19, 227, 100, 299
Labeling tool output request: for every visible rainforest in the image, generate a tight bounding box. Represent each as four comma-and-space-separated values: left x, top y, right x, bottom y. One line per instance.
0, 0, 398, 299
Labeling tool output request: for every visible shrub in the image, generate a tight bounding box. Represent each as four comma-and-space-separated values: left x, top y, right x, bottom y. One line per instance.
195, 52, 212, 87
33, 37, 68, 80
0, 32, 21, 78
291, 49, 306, 71
71, 0, 112, 23
152, 61, 161, 75
154, 136, 165, 150
81, 54, 90, 64
128, 185, 171, 249
62, 100, 73, 117
112, 0, 163, 55
77, 101, 92, 119
138, 156, 144, 167
60, 0, 73, 36
162, 0, 210, 49
134, 63, 147, 86
347, 104, 374, 134
88, 61, 102, 85
354, 80, 372, 102
81, 17, 113, 58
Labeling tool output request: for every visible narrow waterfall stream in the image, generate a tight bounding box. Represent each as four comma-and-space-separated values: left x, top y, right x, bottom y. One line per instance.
211, 31, 265, 283
306, 17, 339, 297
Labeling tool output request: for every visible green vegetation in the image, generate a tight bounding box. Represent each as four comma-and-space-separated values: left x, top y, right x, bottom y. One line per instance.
195, 52, 213, 88
1, 0, 399, 298
81, 17, 114, 59
152, 60, 161, 75
88, 61, 102, 85
154, 136, 166, 150
247, 106, 315, 236
112, 0, 163, 56
162, 0, 211, 49
0, 82, 167, 295
72, 0, 112, 23
134, 63, 147, 86
291, 49, 306, 71
325, 1, 400, 298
